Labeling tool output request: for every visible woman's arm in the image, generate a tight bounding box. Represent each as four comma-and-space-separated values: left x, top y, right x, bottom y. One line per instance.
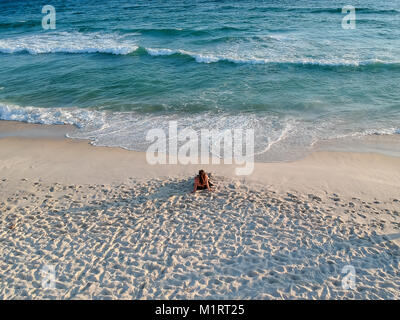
192, 177, 198, 193
205, 176, 212, 191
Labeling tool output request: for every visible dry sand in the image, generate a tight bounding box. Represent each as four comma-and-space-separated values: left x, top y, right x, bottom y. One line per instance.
0, 121, 400, 299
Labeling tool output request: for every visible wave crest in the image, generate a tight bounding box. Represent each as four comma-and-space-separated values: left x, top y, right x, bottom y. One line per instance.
1, 32, 399, 68
0, 32, 138, 55
0, 103, 105, 128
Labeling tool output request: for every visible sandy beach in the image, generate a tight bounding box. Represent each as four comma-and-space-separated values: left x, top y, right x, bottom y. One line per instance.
2, 0, 400, 303
0, 120, 399, 299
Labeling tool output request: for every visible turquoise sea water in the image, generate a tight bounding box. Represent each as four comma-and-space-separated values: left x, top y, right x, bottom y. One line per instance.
0, 0, 399, 161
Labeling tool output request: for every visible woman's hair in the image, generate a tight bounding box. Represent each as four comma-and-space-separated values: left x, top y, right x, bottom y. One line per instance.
198, 170, 206, 185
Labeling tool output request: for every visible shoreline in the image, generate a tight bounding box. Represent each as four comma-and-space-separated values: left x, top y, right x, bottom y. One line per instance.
1, 120, 400, 202
2, 119, 400, 163
1, 119, 400, 299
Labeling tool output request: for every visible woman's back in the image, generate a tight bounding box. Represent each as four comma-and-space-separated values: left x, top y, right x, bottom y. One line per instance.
192, 170, 213, 193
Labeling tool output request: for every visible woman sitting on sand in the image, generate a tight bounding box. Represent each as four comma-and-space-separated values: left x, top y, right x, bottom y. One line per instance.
192, 170, 213, 193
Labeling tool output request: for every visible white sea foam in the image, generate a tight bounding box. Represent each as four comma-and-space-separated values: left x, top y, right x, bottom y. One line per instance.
0, 32, 138, 55
0, 32, 396, 67
0, 103, 105, 128
145, 48, 177, 56
145, 47, 220, 63
144, 47, 378, 66
1, 103, 398, 161
0, 103, 291, 159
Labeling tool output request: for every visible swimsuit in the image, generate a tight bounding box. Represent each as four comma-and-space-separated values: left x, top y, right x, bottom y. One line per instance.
196, 175, 214, 190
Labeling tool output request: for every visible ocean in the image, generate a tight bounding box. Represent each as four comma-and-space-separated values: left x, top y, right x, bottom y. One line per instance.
0, 0, 399, 161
